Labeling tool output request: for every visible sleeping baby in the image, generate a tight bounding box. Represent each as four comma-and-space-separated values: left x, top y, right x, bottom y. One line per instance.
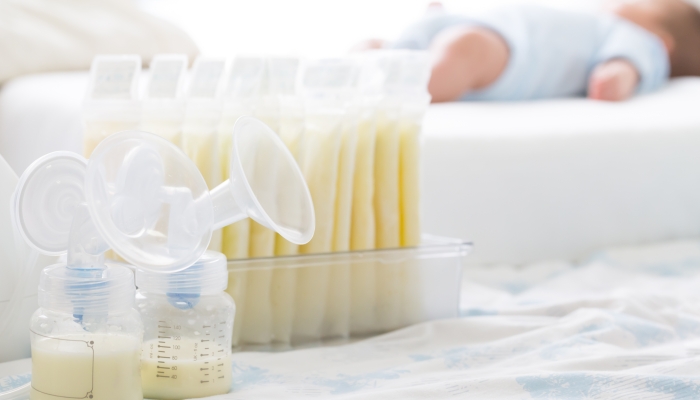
360, 0, 700, 102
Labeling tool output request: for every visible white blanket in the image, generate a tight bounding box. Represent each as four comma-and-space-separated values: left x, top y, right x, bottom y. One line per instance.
3, 239, 700, 398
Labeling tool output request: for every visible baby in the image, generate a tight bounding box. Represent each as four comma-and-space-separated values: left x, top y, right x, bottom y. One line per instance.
362, 0, 700, 102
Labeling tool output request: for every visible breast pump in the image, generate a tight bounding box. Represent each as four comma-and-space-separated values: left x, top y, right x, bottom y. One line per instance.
8, 116, 315, 400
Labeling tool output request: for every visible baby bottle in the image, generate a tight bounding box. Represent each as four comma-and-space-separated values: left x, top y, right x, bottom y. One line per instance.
30, 263, 142, 400
136, 251, 235, 399
13, 152, 144, 400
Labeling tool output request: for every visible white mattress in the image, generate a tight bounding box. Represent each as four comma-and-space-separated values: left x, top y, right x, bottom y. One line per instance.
422, 78, 700, 264
3, 238, 700, 398
2, 74, 700, 266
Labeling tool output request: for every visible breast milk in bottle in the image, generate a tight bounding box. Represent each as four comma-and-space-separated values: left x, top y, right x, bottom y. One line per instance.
136, 251, 235, 399
29, 264, 143, 400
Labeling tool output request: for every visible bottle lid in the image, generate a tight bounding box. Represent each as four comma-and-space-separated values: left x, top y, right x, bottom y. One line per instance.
38, 262, 135, 315
136, 250, 227, 295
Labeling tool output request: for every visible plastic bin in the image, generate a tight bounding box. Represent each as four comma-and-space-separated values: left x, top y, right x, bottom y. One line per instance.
227, 235, 471, 350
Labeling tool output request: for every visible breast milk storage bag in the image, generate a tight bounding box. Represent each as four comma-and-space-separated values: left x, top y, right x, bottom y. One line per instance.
140, 54, 188, 147
83, 55, 141, 157
182, 57, 227, 251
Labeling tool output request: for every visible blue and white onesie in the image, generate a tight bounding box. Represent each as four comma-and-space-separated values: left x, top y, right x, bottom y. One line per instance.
391, 6, 670, 100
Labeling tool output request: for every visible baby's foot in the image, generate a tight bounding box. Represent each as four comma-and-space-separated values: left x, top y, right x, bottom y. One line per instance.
588, 59, 640, 101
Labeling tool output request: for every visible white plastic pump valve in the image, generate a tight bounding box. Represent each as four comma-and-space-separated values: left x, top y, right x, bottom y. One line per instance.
85, 116, 315, 272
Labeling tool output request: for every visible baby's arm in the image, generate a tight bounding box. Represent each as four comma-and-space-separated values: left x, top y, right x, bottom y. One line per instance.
589, 17, 669, 101
588, 59, 640, 101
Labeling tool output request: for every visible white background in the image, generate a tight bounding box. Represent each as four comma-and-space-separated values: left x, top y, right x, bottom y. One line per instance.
138, 0, 602, 57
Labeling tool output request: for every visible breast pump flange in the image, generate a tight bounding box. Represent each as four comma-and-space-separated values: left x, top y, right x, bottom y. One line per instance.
84, 115, 315, 272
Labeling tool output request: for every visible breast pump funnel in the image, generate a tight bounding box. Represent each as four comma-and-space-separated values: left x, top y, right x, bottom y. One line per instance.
210, 116, 315, 243
85, 116, 314, 273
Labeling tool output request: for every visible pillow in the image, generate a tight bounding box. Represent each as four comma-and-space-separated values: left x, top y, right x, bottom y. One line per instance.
0, 0, 199, 84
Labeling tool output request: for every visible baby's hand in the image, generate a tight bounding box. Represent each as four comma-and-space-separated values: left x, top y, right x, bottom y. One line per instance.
588, 59, 640, 101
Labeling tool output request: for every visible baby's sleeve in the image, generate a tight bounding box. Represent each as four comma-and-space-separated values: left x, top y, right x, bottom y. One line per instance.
390, 11, 472, 50
592, 17, 670, 95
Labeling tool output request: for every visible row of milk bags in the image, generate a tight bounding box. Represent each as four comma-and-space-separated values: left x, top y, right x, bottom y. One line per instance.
82, 51, 432, 346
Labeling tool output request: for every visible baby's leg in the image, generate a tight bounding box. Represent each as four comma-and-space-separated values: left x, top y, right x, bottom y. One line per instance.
429, 26, 509, 102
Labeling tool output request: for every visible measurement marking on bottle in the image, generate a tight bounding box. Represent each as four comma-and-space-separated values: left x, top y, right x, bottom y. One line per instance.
158, 356, 171, 359
158, 336, 171, 339
219, 375, 225, 379
158, 350, 165, 353
201, 381, 209, 384
203, 325, 211, 328
159, 341, 166, 344
157, 375, 171, 378
201, 339, 209, 342
158, 325, 172, 329
157, 366, 170, 369
201, 368, 209, 371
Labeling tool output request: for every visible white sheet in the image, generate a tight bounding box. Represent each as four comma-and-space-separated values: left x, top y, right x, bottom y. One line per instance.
3, 238, 700, 398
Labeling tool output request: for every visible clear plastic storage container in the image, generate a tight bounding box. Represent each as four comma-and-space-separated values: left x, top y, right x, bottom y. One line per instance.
227, 235, 470, 350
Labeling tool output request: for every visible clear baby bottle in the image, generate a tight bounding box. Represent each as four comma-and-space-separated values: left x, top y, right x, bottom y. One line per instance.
136, 251, 235, 399
30, 263, 142, 400
12, 152, 144, 400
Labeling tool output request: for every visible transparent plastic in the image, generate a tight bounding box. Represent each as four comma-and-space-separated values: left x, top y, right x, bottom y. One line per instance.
136, 251, 235, 399
228, 235, 470, 350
